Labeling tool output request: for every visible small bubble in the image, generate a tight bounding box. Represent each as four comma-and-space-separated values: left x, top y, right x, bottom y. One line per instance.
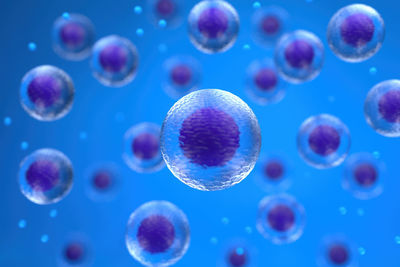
306, 0, 313, 3
394, 235, 400, 244
236, 247, 244, 255
243, 44, 251, 50
369, 67, 377, 75
20, 141, 29, 150
4, 117, 12, 126
134, 5, 143, 14
49, 209, 58, 218
158, 43, 168, 53
357, 208, 365, 216
28, 42, 37, 51
18, 219, 27, 229
221, 217, 229, 225
158, 19, 167, 28
62, 12, 70, 19
358, 247, 366, 255
79, 131, 87, 140
253, 2, 261, 9
41, 234, 49, 243
245, 226, 253, 234
372, 151, 380, 159
339, 206, 347, 215
210, 237, 218, 245
136, 28, 144, 37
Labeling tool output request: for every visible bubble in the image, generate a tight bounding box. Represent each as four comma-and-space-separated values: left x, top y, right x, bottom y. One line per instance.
41, 234, 49, 243
134, 5, 143, 14
21, 141, 29, 150
159, 19, 167, 28
257, 194, 305, 244
243, 44, 251, 50
327, 4, 385, 62
4, 116, 12, 126
20, 65, 74, 121
161, 89, 261, 191
50, 209, 58, 218
136, 28, 144, 36
395, 235, 400, 244
52, 13, 95, 60
275, 30, 324, 83
91, 35, 139, 87
58, 234, 92, 267
62, 12, 70, 19
148, 0, 183, 28
126, 201, 190, 267
338, 206, 347, 215
18, 148, 73, 205
255, 153, 292, 192
253, 2, 261, 9
369, 67, 377, 75
188, 0, 239, 54
318, 235, 358, 267
85, 162, 120, 202
18, 219, 27, 229
297, 114, 351, 169
28, 42, 37, 51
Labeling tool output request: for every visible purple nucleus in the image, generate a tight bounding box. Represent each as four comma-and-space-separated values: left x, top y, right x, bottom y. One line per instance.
353, 163, 377, 187
132, 133, 160, 160
99, 44, 128, 73
179, 107, 240, 167
92, 171, 112, 190
60, 22, 85, 48
156, 0, 175, 16
267, 204, 295, 232
171, 64, 192, 86
284, 40, 315, 69
261, 15, 280, 35
25, 160, 60, 192
378, 90, 400, 123
27, 75, 62, 108
328, 244, 349, 265
254, 68, 277, 91
264, 160, 284, 180
340, 13, 375, 47
228, 248, 247, 267
197, 7, 229, 39
137, 215, 175, 254
64, 242, 85, 263
308, 125, 341, 156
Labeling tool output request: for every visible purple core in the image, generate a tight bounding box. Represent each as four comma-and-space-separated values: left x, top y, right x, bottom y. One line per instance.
264, 160, 284, 180
99, 44, 128, 73
378, 90, 400, 123
156, 0, 175, 16
261, 15, 280, 34
179, 107, 240, 167
328, 244, 349, 265
26, 160, 60, 192
92, 171, 112, 190
198, 7, 229, 39
228, 249, 247, 267
284, 40, 315, 69
60, 22, 85, 48
267, 204, 295, 232
171, 64, 192, 86
64, 242, 85, 263
132, 133, 160, 160
340, 13, 375, 47
308, 125, 341, 156
254, 68, 277, 91
353, 163, 377, 187
27, 75, 62, 108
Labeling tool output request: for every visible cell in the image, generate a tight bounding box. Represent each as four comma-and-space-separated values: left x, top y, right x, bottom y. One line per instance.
275, 30, 324, 83
123, 122, 165, 173
162, 55, 202, 99
18, 148, 73, 205
160, 89, 261, 191
20, 65, 75, 121
342, 152, 384, 200
90, 35, 139, 87
245, 59, 286, 105
58, 234, 92, 267
364, 80, 400, 137
188, 0, 239, 54
256, 194, 305, 244
327, 4, 385, 62
317, 235, 358, 267
52, 13, 95, 61
126, 201, 190, 267
85, 162, 120, 202
297, 114, 351, 169
255, 153, 291, 192
218, 240, 257, 267
148, 0, 183, 28
251, 6, 289, 48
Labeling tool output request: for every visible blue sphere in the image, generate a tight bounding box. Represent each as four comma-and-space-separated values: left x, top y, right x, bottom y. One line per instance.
58, 234, 93, 267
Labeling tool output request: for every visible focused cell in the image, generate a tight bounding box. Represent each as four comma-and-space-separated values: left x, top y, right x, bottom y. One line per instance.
85, 162, 120, 202
255, 153, 291, 192
327, 4, 385, 62
18, 148, 73, 205
20, 65, 75, 121
162, 55, 202, 99
275, 30, 324, 83
256, 194, 305, 244
123, 123, 165, 173
161, 89, 261, 191
246, 59, 286, 105
317, 235, 357, 267
58, 234, 92, 267
148, 0, 183, 28
188, 0, 239, 53
52, 13, 95, 60
91, 35, 139, 87
126, 201, 190, 267
364, 80, 400, 137
297, 114, 351, 169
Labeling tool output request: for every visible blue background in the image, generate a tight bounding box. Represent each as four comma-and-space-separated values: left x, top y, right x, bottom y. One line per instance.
1, 0, 400, 266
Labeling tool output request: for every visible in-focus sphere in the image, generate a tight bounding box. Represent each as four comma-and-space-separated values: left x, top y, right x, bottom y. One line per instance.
20, 65, 75, 121
161, 89, 261, 191
188, 0, 239, 53
86, 163, 120, 202
327, 4, 385, 62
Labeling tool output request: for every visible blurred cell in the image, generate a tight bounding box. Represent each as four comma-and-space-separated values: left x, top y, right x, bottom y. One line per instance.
245, 59, 286, 105
20, 65, 74, 121
188, 0, 239, 53
343, 152, 384, 200
251, 6, 289, 48
161, 89, 261, 191
297, 114, 351, 169
148, 0, 183, 28
218, 241, 256, 267
123, 123, 165, 173
257, 194, 305, 244
85, 162, 120, 202
162, 55, 202, 99
364, 80, 400, 137
318, 235, 357, 267
91, 35, 139, 87
275, 30, 324, 83
126, 201, 190, 267
58, 234, 92, 267
327, 4, 384, 62
18, 148, 73, 205
255, 153, 291, 192
52, 13, 95, 60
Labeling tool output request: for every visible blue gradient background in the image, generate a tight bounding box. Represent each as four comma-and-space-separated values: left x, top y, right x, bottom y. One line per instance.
1, 0, 400, 266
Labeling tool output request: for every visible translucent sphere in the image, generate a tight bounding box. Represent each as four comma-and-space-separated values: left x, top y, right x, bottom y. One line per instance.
20, 65, 75, 121
297, 114, 351, 169
255, 153, 291, 193
218, 241, 256, 267
251, 6, 289, 48
52, 13, 95, 60
327, 4, 385, 62
245, 59, 286, 105
85, 162, 120, 202
161, 89, 261, 191
275, 30, 324, 83
256, 194, 305, 244
343, 152, 384, 200
364, 80, 400, 137
162, 55, 202, 99
148, 0, 183, 28
91, 35, 139, 87
126, 201, 190, 267
18, 148, 73, 205
58, 234, 93, 267
317, 235, 357, 267
123, 123, 165, 173
188, 0, 239, 53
